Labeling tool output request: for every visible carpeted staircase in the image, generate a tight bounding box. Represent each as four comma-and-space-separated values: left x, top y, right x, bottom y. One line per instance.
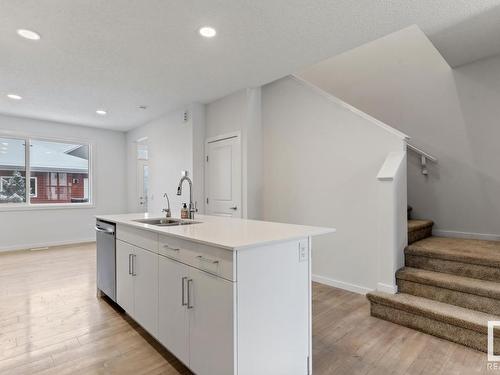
367, 212, 500, 353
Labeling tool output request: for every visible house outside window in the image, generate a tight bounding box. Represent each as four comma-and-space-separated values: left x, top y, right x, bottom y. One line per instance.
0, 136, 92, 207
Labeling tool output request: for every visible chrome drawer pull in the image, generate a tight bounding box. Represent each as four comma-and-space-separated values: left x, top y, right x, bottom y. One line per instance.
187, 279, 194, 309
181, 276, 188, 306
163, 244, 180, 251
196, 255, 219, 264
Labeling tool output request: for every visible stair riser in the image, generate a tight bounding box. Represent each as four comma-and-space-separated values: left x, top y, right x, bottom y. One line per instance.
370, 302, 500, 353
398, 280, 500, 316
406, 254, 500, 282
408, 227, 433, 245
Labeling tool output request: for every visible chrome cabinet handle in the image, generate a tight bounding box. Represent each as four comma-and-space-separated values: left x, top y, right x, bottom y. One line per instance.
187, 279, 194, 309
196, 255, 220, 264
181, 276, 188, 306
163, 244, 180, 252
131, 254, 137, 276
128, 254, 132, 275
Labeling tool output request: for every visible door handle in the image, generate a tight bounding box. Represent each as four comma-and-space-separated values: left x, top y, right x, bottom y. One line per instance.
181, 276, 188, 306
131, 254, 137, 276
229, 206, 237, 210
128, 254, 132, 275
187, 279, 194, 309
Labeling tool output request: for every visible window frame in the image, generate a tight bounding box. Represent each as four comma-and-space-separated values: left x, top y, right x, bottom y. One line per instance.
0, 132, 94, 211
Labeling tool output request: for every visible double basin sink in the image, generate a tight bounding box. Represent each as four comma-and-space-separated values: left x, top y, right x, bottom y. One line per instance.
133, 218, 200, 227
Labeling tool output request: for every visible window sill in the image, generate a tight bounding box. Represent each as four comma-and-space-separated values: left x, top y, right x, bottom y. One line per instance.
0, 203, 95, 212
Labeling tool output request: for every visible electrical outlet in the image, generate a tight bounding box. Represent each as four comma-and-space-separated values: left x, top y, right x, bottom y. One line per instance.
299, 240, 308, 262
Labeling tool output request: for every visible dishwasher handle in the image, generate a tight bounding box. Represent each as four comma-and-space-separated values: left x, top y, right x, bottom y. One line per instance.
95, 226, 115, 235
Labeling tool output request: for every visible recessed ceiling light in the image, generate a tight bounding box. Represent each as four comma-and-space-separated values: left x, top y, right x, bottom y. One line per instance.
17, 29, 41, 40
7, 94, 22, 100
199, 27, 216, 38
96, 109, 107, 115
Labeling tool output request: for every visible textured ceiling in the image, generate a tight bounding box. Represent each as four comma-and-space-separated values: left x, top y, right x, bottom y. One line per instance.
1, 0, 500, 131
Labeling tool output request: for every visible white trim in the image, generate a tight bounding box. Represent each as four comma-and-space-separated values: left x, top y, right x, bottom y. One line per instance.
312, 274, 372, 295
377, 282, 398, 294
0, 202, 95, 212
433, 229, 500, 241
0, 239, 96, 253
290, 75, 410, 141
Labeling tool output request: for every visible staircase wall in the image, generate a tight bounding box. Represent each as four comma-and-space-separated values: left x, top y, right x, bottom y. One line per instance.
260, 76, 407, 293
297, 25, 500, 240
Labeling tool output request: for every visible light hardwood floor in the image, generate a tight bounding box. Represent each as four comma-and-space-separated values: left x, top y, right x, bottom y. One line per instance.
0, 243, 493, 374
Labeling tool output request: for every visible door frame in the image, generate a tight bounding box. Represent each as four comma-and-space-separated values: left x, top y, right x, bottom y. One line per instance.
204, 131, 242, 216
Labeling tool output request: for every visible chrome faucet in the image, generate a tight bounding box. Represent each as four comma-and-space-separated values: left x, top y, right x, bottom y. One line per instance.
162, 193, 171, 218
177, 171, 197, 219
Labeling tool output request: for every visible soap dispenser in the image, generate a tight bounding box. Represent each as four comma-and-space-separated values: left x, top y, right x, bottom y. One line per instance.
181, 203, 189, 219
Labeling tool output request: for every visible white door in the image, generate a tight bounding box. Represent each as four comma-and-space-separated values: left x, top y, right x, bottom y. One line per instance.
133, 246, 158, 337
205, 135, 242, 217
158, 256, 189, 364
116, 240, 134, 314
137, 161, 149, 212
188, 268, 234, 375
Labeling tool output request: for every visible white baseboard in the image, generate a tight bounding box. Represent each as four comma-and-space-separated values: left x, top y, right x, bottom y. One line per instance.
0, 238, 96, 253
312, 274, 373, 295
433, 229, 500, 241
377, 282, 397, 294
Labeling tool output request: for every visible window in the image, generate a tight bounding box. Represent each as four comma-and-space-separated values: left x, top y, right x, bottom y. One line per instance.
0, 136, 92, 207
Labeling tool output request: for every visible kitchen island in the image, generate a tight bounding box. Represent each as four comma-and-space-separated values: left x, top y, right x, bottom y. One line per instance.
96, 213, 334, 375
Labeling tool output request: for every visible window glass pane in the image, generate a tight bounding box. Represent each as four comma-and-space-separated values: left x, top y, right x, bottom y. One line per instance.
30, 140, 90, 204
137, 142, 148, 160
0, 137, 26, 203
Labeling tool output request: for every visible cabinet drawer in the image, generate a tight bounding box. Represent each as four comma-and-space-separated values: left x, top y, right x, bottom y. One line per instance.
117, 224, 158, 253
159, 235, 234, 281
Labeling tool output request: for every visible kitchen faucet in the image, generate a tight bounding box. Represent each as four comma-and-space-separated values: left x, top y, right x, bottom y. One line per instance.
177, 171, 197, 219
162, 193, 171, 218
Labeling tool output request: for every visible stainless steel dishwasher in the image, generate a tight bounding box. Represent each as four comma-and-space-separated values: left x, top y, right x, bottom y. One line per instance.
95, 219, 116, 302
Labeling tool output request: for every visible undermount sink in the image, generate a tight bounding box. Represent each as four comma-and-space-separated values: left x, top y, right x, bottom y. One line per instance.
133, 218, 200, 227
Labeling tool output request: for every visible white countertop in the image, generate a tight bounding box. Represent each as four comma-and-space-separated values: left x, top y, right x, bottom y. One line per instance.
96, 213, 335, 250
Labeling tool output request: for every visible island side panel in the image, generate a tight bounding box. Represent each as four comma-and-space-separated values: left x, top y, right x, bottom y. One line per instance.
236, 238, 310, 375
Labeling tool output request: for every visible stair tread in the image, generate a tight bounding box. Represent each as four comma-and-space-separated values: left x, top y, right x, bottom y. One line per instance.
406, 236, 500, 268
397, 267, 500, 300
367, 291, 500, 336
408, 219, 433, 232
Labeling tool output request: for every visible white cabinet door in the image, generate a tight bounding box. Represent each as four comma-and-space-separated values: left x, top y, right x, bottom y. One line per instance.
158, 256, 189, 365
133, 246, 159, 337
116, 240, 134, 314
188, 268, 234, 375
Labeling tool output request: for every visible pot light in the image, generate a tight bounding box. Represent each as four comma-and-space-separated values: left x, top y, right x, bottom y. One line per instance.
96, 109, 107, 115
7, 94, 22, 100
17, 29, 41, 40
199, 27, 216, 38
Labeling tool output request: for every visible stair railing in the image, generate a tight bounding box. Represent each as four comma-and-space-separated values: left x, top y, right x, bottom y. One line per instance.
407, 143, 437, 175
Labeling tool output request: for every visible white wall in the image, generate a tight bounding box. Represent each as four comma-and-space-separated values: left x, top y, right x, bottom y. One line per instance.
0, 114, 127, 251
297, 25, 500, 239
126, 104, 205, 216
205, 88, 263, 219
260, 77, 406, 293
